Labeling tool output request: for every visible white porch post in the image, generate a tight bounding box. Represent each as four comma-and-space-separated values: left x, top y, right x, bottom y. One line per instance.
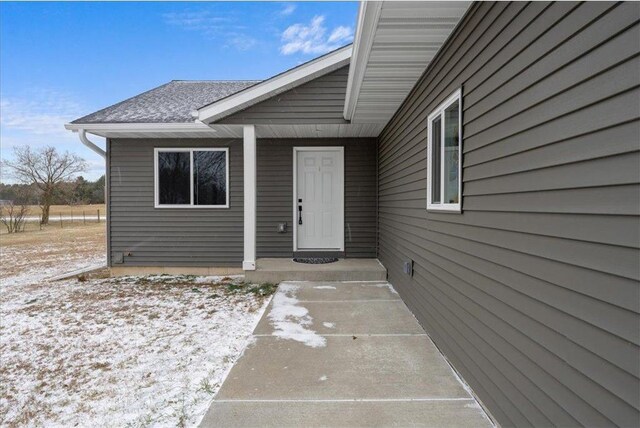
243, 125, 257, 271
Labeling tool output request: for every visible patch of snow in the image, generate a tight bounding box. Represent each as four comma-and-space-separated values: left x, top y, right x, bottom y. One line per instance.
313, 285, 336, 290
0, 241, 106, 289
193, 275, 243, 284
267, 282, 326, 348
323, 322, 335, 329
363, 282, 399, 295
0, 241, 271, 427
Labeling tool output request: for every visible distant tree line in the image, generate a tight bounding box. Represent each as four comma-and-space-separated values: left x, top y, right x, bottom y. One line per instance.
0, 175, 105, 205
1, 146, 100, 226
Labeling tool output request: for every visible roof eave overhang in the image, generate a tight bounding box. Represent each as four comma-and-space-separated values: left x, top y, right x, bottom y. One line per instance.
64, 122, 226, 138
343, 1, 471, 126
197, 45, 353, 124
343, 1, 382, 122
65, 122, 213, 132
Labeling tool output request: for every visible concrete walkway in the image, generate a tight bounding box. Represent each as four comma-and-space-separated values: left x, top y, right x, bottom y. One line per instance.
200, 281, 493, 427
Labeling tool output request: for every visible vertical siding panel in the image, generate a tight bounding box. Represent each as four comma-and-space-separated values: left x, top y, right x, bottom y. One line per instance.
377, 2, 640, 426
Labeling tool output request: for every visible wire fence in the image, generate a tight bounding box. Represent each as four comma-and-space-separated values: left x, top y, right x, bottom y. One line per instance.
7, 209, 105, 233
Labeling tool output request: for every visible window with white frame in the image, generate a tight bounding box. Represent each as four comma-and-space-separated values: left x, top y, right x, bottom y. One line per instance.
427, 89, 462, 212
154, 148, 229, 208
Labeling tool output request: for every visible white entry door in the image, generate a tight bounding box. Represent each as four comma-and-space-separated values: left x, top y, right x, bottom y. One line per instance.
295, 148, 344, 251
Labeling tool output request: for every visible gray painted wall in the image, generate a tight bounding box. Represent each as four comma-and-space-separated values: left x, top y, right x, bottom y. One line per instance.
108, 138, 244, 266
219, 66, 349, 124
377, 2, 640, 427
257, 138, 377, 258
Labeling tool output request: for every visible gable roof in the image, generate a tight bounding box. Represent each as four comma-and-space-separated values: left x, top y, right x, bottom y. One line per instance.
197, 45, 352, 124
71, 80, 260, 124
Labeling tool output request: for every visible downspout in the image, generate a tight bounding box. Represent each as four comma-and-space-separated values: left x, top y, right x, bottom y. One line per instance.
78, 129, 106, 159
76, 128, 109, 268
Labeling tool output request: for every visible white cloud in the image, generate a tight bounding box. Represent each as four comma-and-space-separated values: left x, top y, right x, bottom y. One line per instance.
162, 11, 231, 34
0, 90, 82, 138
280, 3, 296, 16
226, 34, 258, 51
280, 15, 353, 55
162, 10, 256, 52
0, 90, 106, 182
328, 26, 352, 44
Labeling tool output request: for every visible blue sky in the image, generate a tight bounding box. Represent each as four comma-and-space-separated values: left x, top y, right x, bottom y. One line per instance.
0, 1, 358, 181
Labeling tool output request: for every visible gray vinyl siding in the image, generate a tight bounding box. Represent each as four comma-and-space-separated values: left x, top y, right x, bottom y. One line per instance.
108, 138, 243, 266
257, 138, 377, 258
218, 66, 349, 124
377, 2, 640, 427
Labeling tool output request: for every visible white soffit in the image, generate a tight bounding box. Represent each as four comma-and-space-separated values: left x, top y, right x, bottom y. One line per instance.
345, 1, 470, 124
198, 45, 352, 124
255, 123, 384, 139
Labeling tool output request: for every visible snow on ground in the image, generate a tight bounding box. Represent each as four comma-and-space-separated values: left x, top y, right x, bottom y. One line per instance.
0, 225, 106, 289
313, 285, 336, 290
0, 231, 273, 427
267, 282, 326, 348
0, 241, 105, 288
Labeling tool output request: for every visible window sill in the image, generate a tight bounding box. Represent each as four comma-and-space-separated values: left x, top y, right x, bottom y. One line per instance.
426, 204, 461, 214
154, 205, 230, 209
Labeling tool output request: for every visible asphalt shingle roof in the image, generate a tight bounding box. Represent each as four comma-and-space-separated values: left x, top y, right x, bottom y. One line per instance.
71, 80, 261, 124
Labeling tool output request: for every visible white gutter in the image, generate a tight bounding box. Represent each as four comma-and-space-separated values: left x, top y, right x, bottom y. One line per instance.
64, 122, 217, 133
343, 1, 382, 122
78, 129, 106, 159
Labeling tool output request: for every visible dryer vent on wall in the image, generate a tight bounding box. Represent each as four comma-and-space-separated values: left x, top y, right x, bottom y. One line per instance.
113, 252, 124, 264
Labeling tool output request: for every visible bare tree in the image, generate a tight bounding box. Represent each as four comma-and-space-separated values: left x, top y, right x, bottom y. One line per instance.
0, 200, 29, 233
2, 146, 86, 224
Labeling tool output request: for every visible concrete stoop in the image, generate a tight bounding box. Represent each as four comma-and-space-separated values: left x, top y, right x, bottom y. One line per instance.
245, 258, 387, 283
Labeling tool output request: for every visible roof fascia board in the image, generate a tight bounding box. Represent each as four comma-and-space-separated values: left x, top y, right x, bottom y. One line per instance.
64, 122, 217, 132
343, 1, 382, 122
64, 122, 228, 138
197, 45, 352, 124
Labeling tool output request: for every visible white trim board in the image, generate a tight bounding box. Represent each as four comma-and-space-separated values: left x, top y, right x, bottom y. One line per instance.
243, 125, 257, 271
197, 46, 352, 124
65, 122, 218, 133
343, 1, 383, 121
292, 146, 345, 253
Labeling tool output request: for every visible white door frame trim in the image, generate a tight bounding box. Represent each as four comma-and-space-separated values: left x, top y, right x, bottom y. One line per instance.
292, 146, 345, 252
